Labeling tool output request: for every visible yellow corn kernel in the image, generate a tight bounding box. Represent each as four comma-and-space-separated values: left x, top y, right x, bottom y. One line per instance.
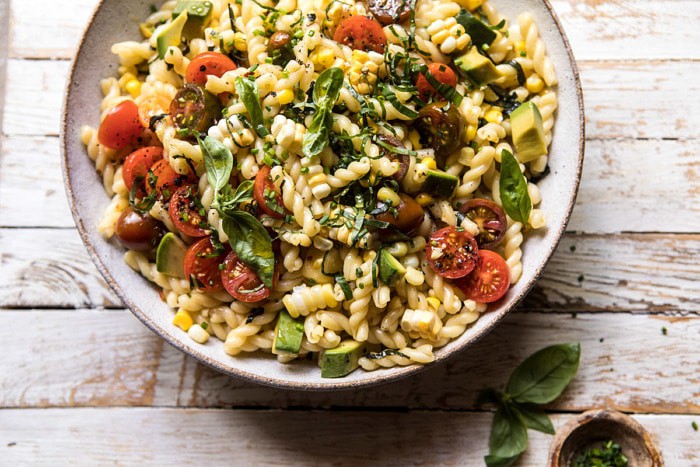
421, 157, 437, 170
415, 193, 434, 207
427, 297, 441, 312
526, 74, 545, 94
377, 187, 401, 207
484, 109, 502, 124
118, 72, 136, 89
277, 88, 294, 105
173, 310, 193, 331
316, 48, 336, 69
466, 124, 477, 141
455, 0, 483, 10
408, 130, 422, 150
233, 32, 248, 52
125, 80, 142, 98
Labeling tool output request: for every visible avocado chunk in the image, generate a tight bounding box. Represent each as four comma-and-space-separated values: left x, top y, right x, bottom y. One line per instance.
454, 46, 501, 86
321, 340, 364, 378
156, 10, 189, 59
272, 310, 304, 355
173, 1, 214, 40
510, 101, 548, 162
421, 169, 459, 198
156, 233, 188, 278
379, 249, 406, 287
456, 10, 496, 48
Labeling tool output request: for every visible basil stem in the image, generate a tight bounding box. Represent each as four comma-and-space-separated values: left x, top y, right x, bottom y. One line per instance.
199, 135, 233, 203
234, 77, 269, 137
499, 150, 532, 223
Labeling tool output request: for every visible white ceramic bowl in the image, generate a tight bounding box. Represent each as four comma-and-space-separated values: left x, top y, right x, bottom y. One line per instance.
61, 0, 584, 390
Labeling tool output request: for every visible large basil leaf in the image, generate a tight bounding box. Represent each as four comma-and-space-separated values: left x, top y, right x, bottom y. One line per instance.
221, 211, 275, 288
217, 181, 253, 214
505, 343, 581, 404
303, 67, 344, 158
199, 135, 233, 201
499, 150, 531, 223
313, 67, 344, 103
510, 403, 555, 435
487, 404, 528, 461
234, 77, 269, 137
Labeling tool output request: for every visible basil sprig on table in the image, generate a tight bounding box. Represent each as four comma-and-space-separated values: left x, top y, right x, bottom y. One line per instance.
499, 150, 532, 223
302, 67, 344, 158
199, 135, 275, 288
234, 77, 269, 138
481, 343, 581, 467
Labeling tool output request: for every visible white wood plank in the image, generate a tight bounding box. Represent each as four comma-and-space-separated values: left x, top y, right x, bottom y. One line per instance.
2, 229, 699, 312
9, 0, 700, 61
1, 310, 698, 412
0, 408, 697, 465
5, 57, 700, 140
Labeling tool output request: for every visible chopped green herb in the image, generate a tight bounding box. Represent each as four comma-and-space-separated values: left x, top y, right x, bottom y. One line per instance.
574, 440, 628, 467
662, 327, 668, 336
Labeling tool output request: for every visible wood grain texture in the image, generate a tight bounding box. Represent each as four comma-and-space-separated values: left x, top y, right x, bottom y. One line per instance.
9, 0, 700, 61
2, 228, 698, 312
1, 310, 698, 412
6, 59, 700, 140
0, 409, 697, 465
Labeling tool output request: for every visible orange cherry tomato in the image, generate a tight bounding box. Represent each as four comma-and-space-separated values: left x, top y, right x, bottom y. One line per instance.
455, 250, 510, 303
169, 185, 209, 238
138, 94, 172, 128
425, 226, 479, 279
146, 159, 197, 201
221, 252, 276, 303
98, 100, 144, 150
333, 16, 387, 54
183, 237, 228, 292
416, 62, 458, 102
253, 165, 286, 219
185, 52, 238, 86
123, 146, 164, 196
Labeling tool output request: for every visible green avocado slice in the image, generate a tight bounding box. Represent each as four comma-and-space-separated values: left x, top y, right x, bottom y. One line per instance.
156, 10, 189, 59
272, 310, 304, 356
156, 232, 188, 278
321, 340, 364, 378
510, 101, 548, 162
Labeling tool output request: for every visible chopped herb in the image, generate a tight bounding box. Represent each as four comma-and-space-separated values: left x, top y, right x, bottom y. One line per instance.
570, 245, 577, 253
578, 274, 585, 282
692, 421, 698, 431
662, 327, 668, 336
574, 440, 628, 467
335, 275, 352, 300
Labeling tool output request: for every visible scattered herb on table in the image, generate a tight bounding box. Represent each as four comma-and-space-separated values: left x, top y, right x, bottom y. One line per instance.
480, 342, 581, 466
661, 327, 668, 336
574, 440, 628, 467
692, 421, 698, 431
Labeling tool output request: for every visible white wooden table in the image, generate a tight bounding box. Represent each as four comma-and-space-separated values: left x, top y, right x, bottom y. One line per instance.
1, 0, 699, 464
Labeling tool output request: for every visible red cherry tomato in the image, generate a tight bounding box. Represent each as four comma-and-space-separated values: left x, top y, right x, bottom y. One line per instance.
254, 165, 286, 219
97, 100, 144, 150
169, 185, 209, 238
123, 147, 164, 195
416, 62, 458, 102
221, 251, 275, 303
455, 250, 510, 303
460, 198, 507, 249
183, 237, 228, 292
114, 207, 166, 251
186, 52, 238, 86
333, 16, 387, 54
425, 226, 479, 279
146, 159, 196, 201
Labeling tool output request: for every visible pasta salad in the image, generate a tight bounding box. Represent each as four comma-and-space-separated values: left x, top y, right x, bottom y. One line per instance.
82, 0, 557, 378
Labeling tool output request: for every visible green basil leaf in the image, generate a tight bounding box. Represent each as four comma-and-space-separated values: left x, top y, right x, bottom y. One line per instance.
217, 182, 254, 215
510, 403, 555, 435
484, 454, 520, 467
234, 77, 269, 137
499, 150, 532, 223
505, 342, 581, 405
220, 211, 275, 288
313, 67, 344, 103
488, 404, 528, 459
199, 135, 233, 200
303, 68, 344, 158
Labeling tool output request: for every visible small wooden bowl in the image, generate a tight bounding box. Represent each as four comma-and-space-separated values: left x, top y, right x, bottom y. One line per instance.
548, 409, 664, 467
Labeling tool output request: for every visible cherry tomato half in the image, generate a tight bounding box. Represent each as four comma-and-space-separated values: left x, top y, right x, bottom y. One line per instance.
138, 94, 172, 128
455, 250, 510, 303
169, 185, 209, 238
369, 0, 411, 25
115, 207, 166, 251
170, 83, 222, 135
221, 252, 274, 303
185, 52, 237, 86
375, 193, 425, 236
377, 134, 409, 182
146, 159, 197, 201
460, 198, 507, 249
414, 101, 464, 167
426, 226, 479, 279
123, 146, 164, 196
98, 100, 144, 150
416, 62, 458, 102
254, 165, 286, 219
183, 237, 228, 292
333, 16, 387, 54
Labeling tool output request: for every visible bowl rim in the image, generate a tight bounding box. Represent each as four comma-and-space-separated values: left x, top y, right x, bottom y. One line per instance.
60, 0, 585, 391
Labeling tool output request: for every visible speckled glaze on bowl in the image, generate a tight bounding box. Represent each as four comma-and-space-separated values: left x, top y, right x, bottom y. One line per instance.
61, 0, 584, 390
